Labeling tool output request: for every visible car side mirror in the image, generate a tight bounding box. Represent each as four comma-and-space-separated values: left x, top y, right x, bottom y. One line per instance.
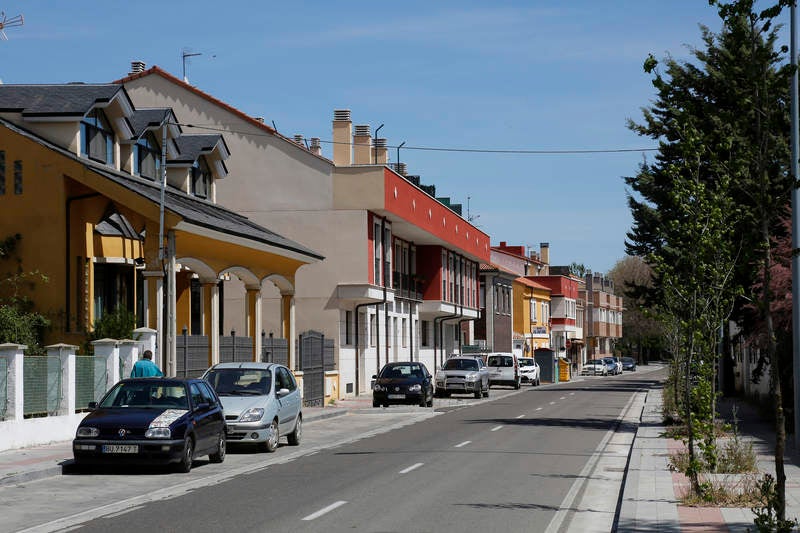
195, 402, 211, 412
276, 388, 290, 398
372, 374, 378, 379
88, 401, 97, 410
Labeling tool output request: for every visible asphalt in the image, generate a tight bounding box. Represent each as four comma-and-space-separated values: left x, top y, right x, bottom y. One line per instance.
2, 369, 799, 532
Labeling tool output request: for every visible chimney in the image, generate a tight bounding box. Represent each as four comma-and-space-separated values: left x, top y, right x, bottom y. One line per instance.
392, 162, 407, 175
309, 137, 322, 156
540, 242, 550, 265
293, 134, 305, 147
499, 241, 507, 247
353, 124, 372, 165
332, 109, 352, 166
374, 138, 388, 165
129, 60, 146, 75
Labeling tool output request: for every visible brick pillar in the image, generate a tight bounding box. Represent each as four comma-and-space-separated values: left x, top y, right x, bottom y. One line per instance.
46, 343, 78, 416
0, 343, 26, 421
91, 339, 120, 394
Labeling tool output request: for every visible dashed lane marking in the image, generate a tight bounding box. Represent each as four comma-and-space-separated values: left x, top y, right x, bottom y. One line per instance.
302, 501, 348, 521
516, 414, 525, 419
399, 463, 424, 474
454, 441, 471, 448
491, 426, 503, 432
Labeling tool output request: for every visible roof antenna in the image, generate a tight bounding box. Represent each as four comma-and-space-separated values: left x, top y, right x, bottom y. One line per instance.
181, 49, 202, 83
0, 12, 24, 41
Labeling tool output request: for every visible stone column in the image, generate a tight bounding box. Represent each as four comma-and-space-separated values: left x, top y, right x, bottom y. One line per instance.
46, 343, 78, 416
205, 281, 220, 365
142, 270, 164, 370
0, 343, 26, 421
92, 339, 120, 394
246, 286, 262, 361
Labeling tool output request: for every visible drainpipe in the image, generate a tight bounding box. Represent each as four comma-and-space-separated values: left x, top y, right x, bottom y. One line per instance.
409, 301, 415, 361
353, 302, 372, 397
378, 217, 389, 374
65, 193, 101, 333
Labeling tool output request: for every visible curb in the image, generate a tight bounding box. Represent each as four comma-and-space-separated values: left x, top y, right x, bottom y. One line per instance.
0, 408, 350, 488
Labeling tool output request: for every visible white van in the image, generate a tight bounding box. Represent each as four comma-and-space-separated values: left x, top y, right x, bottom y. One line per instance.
486, 352, 521, 389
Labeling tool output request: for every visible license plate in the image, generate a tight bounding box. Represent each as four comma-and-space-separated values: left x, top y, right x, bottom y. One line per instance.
102, 444, 138, 454
387, 394, 405, 399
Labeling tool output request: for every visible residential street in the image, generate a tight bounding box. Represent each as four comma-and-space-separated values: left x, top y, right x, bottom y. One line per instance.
3, 367, 663, 533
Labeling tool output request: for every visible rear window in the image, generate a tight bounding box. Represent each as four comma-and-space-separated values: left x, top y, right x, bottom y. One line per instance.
488, 356, 513, 367
443, 359, 479, 371
518, 358, 534, 366
205, 368, 272, 396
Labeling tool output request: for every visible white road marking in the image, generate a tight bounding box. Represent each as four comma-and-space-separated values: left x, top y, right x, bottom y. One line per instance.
569, 392, 575, 395
302, 501, 348, 521
454, 440, 471, 448
560, 396, 566, 400
549, 401, 556, 405
399, 463, 424, 474
536, 407, 543, 411
516, 414, 526, 419
490, 425, 503, 432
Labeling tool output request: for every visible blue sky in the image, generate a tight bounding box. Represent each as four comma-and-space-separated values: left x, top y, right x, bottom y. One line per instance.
0, 1, 790, 273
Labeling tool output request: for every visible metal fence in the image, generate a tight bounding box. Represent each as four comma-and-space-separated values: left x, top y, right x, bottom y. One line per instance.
261, 334, 288, 366
296, 331, 335, 407
0, 357, 7, 421
175, 332, 210, 378
220, 331, 254, 363
75, 356, 109, 411
23, 355, 61, 417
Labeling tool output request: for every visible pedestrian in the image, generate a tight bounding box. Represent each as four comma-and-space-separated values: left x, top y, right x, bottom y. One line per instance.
131, 349, 163, 377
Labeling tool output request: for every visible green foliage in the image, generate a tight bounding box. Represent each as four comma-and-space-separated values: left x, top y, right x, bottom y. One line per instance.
89, 307, 137, 344
568, 262, 590, 278
751, 474, 798, 533
0, 234, 50, 352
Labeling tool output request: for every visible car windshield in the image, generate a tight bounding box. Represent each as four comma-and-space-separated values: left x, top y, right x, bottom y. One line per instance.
205, 368, 272, 396
380, 364, 424, 379
99, 381, 189, 409
623, 357, 634, 363
518, 358, 534, 366
443, 359, 478, 371
586, 360, 602, 365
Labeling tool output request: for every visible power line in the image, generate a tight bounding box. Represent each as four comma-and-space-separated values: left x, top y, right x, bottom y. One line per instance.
174, 122, 658, 155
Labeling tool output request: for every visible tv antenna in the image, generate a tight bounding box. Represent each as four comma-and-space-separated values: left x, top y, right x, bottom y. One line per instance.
467, 196, 480, 223
0, 12, 24, 41
182, 49, 202, 83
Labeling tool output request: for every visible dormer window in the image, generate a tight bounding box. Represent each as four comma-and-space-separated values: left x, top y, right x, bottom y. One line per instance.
191, 156, 212, 199
80, 109, 115, 165
134, 132, 161, 180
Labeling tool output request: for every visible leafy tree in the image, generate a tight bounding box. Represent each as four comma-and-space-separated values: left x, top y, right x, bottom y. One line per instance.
0, 234, 50, 352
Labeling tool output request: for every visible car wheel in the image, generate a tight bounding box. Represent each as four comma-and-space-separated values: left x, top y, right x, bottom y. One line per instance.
426, 393, 434, 407
209, 432, 226, 463
373, 400, 380, 408
482, 383, 489, 398
176, 436, 194, 473
264, 419, 279, 453
514, 379, 521, 390
419, 395, 427, 408
287, 415, 302, 446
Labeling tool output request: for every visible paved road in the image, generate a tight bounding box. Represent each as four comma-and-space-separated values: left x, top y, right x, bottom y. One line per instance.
5, 367, 664, 533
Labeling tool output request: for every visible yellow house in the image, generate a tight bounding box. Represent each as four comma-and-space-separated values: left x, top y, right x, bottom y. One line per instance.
0, 84, 323, 374
513, 276, 551, 355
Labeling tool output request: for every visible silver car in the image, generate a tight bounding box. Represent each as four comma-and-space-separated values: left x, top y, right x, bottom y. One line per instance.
435, 356, 490, 399
202, 362, 302, 452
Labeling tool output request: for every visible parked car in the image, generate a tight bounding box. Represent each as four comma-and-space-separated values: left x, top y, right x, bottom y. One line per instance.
517, 357, 540, 386
612, 356, 623, 375
602, 357, 620, 375
372, 362, 434, 408
435, 356, 490, 399
581, 359, 608, 376
202, 362, 302, 453
73, 378, 226, 473
486, 353, 521, 389
622, 357, 637, 371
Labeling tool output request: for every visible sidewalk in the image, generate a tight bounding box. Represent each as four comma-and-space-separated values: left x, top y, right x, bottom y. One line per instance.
618, 386, 800, 532
0, 402, 351, 487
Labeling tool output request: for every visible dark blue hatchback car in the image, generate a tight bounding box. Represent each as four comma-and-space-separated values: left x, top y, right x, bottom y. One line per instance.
73, 378, 226, 472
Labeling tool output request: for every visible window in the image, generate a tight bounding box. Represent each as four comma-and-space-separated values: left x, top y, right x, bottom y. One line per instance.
13, 160, 22, 195
191, 157, 212, 199
134, 132, 160, 180
421, 320, 430, 347
441, 250, 447, 299
402, 318, 408, 347
384, 226, 392, 288
80, 109, 114, 164
190, 279, 202, 334
374, 222, 382, 285
189, 383, 204, 409
344, 310, 352, 345
370, 313, 377, 347
93, 262, 134, 321
0, 150, 5, 195
479, 281, 485, 309
530, 299, 537, 322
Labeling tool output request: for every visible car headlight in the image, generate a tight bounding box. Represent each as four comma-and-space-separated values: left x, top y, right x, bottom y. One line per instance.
465, 373, 478, 382
145, 427, 171, 439
76, 427, 99, 438
435, 372, 444, 380
239, 408, 265, 422
408, 384, 422, 392
373, 383, 386, 392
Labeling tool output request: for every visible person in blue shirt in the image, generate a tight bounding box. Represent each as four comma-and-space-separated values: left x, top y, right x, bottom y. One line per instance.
131, 350, 163, 377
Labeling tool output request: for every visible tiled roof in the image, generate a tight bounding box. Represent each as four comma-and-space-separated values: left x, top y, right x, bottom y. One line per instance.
1, 117, 323, 262
172, 134, 228, 163
515, 277, 551, 291
115, 66, 333, 164
130, 108, 172, 137
0, 84, 124, 117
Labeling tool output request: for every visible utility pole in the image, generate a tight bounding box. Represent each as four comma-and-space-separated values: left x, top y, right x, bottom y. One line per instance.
790, 2, 800, 452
